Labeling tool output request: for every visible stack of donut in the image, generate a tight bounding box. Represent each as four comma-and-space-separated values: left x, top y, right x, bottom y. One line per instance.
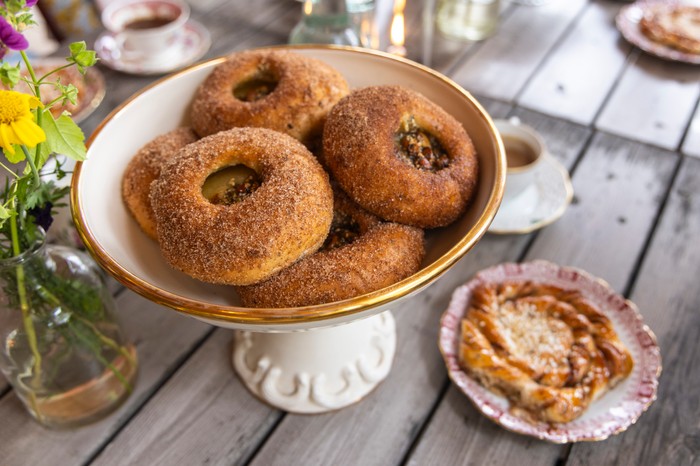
121, 49, 479, 308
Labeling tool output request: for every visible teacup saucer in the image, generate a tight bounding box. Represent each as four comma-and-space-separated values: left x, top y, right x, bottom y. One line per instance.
95, 20, 211, 75
488, 155, 573, 234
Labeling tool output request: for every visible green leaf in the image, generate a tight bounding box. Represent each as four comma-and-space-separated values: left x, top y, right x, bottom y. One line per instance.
37, 113, 87, 163
69, 41, 87, 55
68, 42, 98, 74
16, 12, 35, 26
62, 83, 79, 106
25, 184, 44, 209
3, 0, 24, 14
0, 204, 11, 220
3, 145, 26, 164
0, 62, 20, 88
50, 82, 78, 107
15, 174, 31, 195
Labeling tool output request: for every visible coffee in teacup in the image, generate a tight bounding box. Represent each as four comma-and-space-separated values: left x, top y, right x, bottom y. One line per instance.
494, 118, 546, 200
502, 135, 539, 169
101, 0, 190, 62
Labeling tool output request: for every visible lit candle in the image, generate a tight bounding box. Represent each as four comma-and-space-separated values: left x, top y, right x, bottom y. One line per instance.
388, 0, 407, 57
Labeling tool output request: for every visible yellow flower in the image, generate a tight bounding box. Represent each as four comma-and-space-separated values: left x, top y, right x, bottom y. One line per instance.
0, 89, 46, 156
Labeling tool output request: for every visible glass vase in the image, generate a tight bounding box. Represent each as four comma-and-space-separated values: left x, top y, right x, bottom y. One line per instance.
0, 232, 137, 428
436, 0, 501, 41
289, 0, 361, 47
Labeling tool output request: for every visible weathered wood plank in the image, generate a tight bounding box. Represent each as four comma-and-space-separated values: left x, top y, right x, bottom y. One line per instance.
91, 329, 281, 466
518, 1, 632, 125
450, 0, 587, 101
405, 113, 589, 466
567, 156, 700, 466
0, 292, 212, 466
471, 94, 514, 122
681, 103, 700, 158
408, 384, 563, 466
596, 52, 700, 151
527, 133, 679, 292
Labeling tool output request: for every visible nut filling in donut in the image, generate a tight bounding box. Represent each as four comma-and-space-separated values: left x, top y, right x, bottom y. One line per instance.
201, 164, 261, 205
395, 116, 450, 171
322, 211, 361, 250
233, 74, 278, 102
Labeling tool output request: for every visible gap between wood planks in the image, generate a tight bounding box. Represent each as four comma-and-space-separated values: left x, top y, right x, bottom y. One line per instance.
678, 90, 700, 155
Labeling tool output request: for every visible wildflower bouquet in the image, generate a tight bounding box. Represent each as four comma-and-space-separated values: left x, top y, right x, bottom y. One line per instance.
0, 0, 95, 246
0, 1, 136, 427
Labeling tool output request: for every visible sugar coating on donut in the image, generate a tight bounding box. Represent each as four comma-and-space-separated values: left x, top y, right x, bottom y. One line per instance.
121, 127, 199, 240
190, 49, 349, 144
323, 85, 479, 228
150, 127, 334, 286
235, 189, 425, 307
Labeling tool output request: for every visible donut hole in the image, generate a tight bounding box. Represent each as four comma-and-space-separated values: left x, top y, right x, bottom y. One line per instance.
233, 73, 278, 102
322, 210, 361, 251
395, 115, 451, 171
202, 164, 261, 205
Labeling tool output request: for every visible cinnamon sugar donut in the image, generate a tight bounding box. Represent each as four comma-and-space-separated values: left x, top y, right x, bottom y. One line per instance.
121, 127, 199, 240
323, 85, 479, 228
150, 127, 334, 286
236, 189, 425, 307
190, 49, 349, 144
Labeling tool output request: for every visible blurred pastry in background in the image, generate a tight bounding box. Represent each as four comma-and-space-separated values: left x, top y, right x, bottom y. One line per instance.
639, 4, 700, 54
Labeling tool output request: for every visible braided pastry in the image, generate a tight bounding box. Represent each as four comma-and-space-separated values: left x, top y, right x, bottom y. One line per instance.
459, 281, 633, 424
639, 4, 700, 55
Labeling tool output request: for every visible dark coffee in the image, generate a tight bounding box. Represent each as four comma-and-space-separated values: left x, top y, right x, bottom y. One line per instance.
503, 135, 538, 168
124, 16, 174, 30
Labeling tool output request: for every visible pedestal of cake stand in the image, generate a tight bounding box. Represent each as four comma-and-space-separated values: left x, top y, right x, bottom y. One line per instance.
232, 310, 396, 413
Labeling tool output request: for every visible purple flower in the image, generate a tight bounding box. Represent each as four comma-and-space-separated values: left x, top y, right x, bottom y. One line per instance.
28, 202, 54, 232
0, 15, 28, 52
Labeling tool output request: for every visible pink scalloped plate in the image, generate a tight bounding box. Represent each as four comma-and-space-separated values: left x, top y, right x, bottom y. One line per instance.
616, 1, 700, 65
439, 260, 662, 443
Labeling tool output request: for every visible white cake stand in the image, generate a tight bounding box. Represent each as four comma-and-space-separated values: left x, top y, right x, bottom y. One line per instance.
71, 46, 505, 413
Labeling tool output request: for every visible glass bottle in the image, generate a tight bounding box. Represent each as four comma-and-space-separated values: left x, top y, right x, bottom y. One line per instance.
347, 0, 378, 49
289, 0, 361, 47
0, 231, 138, 428
436, 0, 501, 41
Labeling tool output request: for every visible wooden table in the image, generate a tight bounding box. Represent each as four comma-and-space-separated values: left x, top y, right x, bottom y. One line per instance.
2, 1, 699, 464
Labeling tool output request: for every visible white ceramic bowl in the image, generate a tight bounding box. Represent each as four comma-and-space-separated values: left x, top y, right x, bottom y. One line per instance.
72, 45, 506, 331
